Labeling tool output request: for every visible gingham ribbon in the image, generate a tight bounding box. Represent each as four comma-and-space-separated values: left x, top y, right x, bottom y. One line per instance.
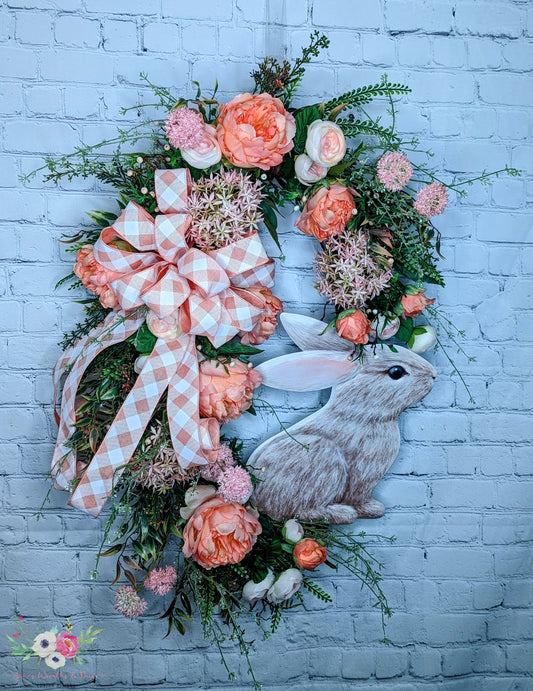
54, 169, 274, 517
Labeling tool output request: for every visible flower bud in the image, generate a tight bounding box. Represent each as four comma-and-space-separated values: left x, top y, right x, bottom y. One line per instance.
294, 153, 328, 186
410, 325, 437, 353
282, 519, 304, 544
266, 568, 303, 603
242, 571, 276, 604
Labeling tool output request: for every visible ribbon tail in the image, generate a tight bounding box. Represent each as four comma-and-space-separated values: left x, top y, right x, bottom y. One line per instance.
167, 334, 218, 468
68, 338, 183, 517
51, 311, 145, 492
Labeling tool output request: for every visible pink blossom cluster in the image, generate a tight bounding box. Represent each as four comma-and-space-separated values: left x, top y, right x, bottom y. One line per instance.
414, 182, 449, 218
164, 108, 205, 149
377, 151, 413, 192
200, 444, 235, 482
217, 466, 253, 504
114, 585, 147, 619
144, 565, 178, 596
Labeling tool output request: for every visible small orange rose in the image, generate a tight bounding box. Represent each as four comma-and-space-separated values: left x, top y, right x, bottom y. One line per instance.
240, 287, 283, 346
198, 359, 262, 423
336, 310, 371, 345
295, 183, 356, 242
293, 539, 327, 570
401, 291, 435, 318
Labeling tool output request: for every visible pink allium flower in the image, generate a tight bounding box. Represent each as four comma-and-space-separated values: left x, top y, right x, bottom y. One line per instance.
164, 108, 205, 149
144, 565, 177, 596
414, 182, 449, 218
200, 443, 235, 482
217, 466, 253, 504
377, 151, 413, 191
114, 585, 147, 619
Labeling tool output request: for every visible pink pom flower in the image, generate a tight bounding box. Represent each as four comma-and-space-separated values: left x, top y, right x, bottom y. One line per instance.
377, 151, 413, 192
217, 466, 253, 504
114, 585, 147, 619
200, 444, 235, 482
164, 108, 205, 149
414, 182, 449, 218
144, 565, 177, 596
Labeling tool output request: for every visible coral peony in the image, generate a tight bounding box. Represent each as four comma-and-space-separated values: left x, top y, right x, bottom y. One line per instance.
198, 359, 262, 423
377, 151, 413, 192
182, 496, 262, 569
293, 538, 328, 570
305, 119, 347, 167
181, 124, 222, 169
336, 310, 372, 345
144, 565, 178, 596
216, 92, 295, 170
414, 182, 449, 218
74, 245, 120, 309
240, 286, 283, 346
401, 290, 436, 318
295, 183, 356, 242
55, 632, 78, 659
164, 108, 205, 149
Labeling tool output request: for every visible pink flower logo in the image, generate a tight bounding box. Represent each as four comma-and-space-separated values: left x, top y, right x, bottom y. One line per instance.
55, 632, 79, 659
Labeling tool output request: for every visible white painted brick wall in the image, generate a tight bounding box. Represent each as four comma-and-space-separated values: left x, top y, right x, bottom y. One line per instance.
0, 0, 532, 688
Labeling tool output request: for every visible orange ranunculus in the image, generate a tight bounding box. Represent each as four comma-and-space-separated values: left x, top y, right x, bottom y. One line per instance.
295, 183, 356, 242
293, 539, 327, 570
73, 245, 120, 309
198, 358, 262, 424
240, 287, 283, 346
401, 291, 436, 318
336, 310, 372, 345
182, 496, 262, 569
216, 93, 296, 170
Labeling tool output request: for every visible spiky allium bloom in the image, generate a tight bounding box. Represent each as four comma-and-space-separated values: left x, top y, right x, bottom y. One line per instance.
200, 443, 235, 483
315, 229, 393, 310
377, 151, 413, 191
164, 108, 205, 149
114, 585, 147, 619
414, 182, 449, 218
217, 466, 253, 504
133, 426, 198, 493
186, 169, 264, 251
144, 565, 177, 596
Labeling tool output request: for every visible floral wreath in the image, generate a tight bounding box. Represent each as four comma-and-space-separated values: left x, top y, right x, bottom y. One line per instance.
36, 33, 516, 687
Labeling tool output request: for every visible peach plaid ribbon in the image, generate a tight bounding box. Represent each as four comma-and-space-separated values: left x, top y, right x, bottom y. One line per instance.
52, 169, 274, 516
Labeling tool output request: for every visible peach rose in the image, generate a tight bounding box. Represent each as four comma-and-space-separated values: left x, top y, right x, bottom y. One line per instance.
198, 358, 262, 423
181, 124, 222, 169
295, 183, 356, 242
240, 287, 283, 346
74, 245, 120, 309
305, 120, 347, 167
293, 539, 327, 570
401, 290, 436, 318
336, 310, 372, 345
182, 496, 262, 569
216, 92, 296, 170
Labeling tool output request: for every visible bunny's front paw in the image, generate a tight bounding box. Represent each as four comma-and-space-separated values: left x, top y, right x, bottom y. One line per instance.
355, 498, 385, 518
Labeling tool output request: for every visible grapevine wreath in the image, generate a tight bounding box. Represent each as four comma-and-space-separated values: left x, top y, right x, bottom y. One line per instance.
36, 33, 516, 685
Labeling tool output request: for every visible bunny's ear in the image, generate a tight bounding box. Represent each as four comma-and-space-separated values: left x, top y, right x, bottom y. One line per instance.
280, 312, 352, 352
256, 350, 359, 391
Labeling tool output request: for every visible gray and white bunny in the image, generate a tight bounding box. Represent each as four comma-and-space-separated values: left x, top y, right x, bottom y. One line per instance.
248, 313, 437, 525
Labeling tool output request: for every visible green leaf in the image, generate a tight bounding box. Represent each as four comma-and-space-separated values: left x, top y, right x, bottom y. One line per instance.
395, 317, 413, 343
100, 543, 123, 557
217, 342, 263, 356
133, 323, 157, 354
260, 200, 281, 251
293, 105, 321, 155
124, 569, 137, 588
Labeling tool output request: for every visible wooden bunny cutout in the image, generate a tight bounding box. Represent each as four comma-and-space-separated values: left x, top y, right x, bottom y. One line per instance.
248, 313, 437, 524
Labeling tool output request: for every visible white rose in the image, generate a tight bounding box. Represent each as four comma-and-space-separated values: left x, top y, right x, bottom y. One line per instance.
305, 119, 347, 167
266, 568, 303, 603
369, 315, 400, 341
410, 325, 437, 353
180, 485, 217, 519
242, 571, 276, 604
181, 124, 222, 169
282, 518, 304, 544
294, 153, 328, 186
134, 355, 149, 374
146, 310, 181, 340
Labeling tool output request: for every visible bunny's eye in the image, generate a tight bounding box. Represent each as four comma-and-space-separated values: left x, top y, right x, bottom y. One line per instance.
388, 366, 406, 380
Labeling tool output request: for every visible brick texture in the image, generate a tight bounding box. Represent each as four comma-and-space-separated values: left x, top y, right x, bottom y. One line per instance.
0, 0, 531, 689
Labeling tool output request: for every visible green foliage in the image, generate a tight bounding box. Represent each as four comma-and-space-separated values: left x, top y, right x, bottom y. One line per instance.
59, 299, 110, 350
325, 78, 411, 111
293, 105, 322, 155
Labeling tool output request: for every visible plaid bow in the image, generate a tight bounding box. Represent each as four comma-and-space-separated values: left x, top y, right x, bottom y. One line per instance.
53, 169, 274, 517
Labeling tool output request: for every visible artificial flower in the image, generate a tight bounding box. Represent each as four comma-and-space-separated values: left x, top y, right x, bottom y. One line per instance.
182, 496, 262, 569
198, 358, 262, 424
294, 153, 328, 186
114, 585, 148, 619
180, 484, 218, 520
73, 245, 120, 309
401, 290, 436, 318
134, 355, 149, 374
240, 286, 283, 346
305, 119, 346, 167
217, 465, 253, 504
336, 310, 372, 345
164, 108, 205, 149
55, 632, 78, 659
282, 518, 304, 544
293, 538, 328, 570
144, 565, 178, 596
181, 124, 222, 169
200, 443, 235, 483
145, 309, 180, 340
377, 151, 413, 191
216, 92, 296, 170
242, 571, 276, 604
44, 652, 66, 669
369, 315, 401, 340
295, 183, 356, 242
414, 182, 449, 217
31, 631, 57, 657
410, 325, 438, 353
266, 569, 303, 603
